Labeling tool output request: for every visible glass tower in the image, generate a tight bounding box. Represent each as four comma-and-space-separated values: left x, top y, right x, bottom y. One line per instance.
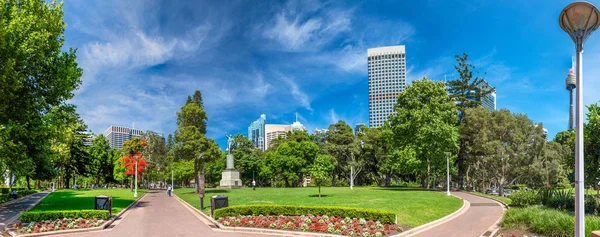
368, 46, 407, 128
248, 114, 266, 151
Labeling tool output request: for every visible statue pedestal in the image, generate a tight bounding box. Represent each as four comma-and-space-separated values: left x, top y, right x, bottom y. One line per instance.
218, 154, 243, 189
218, 169, 243, 189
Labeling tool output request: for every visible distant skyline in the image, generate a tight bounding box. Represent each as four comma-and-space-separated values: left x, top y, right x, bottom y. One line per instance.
63, 0, 596, 149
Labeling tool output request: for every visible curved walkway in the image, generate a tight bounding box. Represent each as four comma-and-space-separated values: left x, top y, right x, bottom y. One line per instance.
410, 192, 504, 237
64, 190, 266, 237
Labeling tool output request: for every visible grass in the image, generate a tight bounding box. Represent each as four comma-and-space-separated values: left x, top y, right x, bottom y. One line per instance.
560, 188, 597, 195
501, 205, 600, 237
469, 192, 512, 205
30, 188, 147, 213
176, 186, 462, 228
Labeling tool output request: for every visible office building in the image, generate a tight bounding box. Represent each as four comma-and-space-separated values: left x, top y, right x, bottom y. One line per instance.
80, 132, 96, 146
248, 114, 306, 150
354, 123, 365, 136
314, 128, 328, 135
368, 45, 407, 128
104, 125, 143, 149
248, 114, 266, 151
477, 80, 496, 111
265, 124, 292, 149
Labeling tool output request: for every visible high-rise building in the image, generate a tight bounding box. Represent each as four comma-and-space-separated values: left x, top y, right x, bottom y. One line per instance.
80, 131, 96, 146
104, 125, 143, 149
477, 80, 496, 111
248, 114, 306, 150
354, 123, 365, 136
368, 45, 407, 128
265, 124, 292, 149
248, 114, 266, 151
566, 67, 576, 131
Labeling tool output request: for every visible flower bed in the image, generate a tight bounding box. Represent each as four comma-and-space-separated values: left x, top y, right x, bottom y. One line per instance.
13, 218, 106, 234
217, 214, 400, 237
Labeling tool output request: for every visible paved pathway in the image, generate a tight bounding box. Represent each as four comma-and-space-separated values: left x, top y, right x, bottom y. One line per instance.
411, 192, 504, 237
0, 191, 50, 231
64, 190, 267, 237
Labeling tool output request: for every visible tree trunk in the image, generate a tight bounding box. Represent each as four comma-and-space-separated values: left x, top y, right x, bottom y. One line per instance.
426, 159, 431, 189
194, 160, 200, 193
8, 172, 13, 192
331, 172, 337, 187
457, 139, 466, 189
26, 176, 31, 190
384, 173, 391, 186
318, 185, 321, 198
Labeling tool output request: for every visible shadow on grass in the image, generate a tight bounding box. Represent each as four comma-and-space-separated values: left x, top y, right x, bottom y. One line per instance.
308, 194, 330, 198
374, 187, 435, 192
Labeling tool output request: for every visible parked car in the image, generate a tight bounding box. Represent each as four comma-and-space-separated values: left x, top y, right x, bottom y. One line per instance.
502, 189, 513, 197
485, 189, 499, 196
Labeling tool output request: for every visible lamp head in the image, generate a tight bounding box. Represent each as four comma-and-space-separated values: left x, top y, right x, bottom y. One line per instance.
559, 2, 600, 44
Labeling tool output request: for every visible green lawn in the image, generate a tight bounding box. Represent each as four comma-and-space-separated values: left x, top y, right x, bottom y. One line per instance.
176, 187, 462, 228
469, 192, 512, 205
30, 188, 147, 213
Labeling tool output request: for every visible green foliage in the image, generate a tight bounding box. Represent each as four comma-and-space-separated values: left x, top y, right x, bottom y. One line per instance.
389, 78, 459, 189
214, 204, 397, 224
548, 189, 573, 211
20, 210, 109, 223
309, 154, 334, 196
585, 104, 600, 188
89, 135, 114, 184
509, 190, 540, 207
501, 205, 600, 237
325, 120, 357, 187
265, 140, 319, 187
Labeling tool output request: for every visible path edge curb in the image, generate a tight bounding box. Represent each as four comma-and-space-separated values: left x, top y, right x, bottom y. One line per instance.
465, 192, 510, 209
172, 193, 219, 228
473, 194, 508, 237
392, 194, 470, 237
6, 191, 148, 237
3, 191, 51, 230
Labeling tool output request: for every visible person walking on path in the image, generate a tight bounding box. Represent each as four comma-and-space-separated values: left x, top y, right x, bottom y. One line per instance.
167, 186, 172, 197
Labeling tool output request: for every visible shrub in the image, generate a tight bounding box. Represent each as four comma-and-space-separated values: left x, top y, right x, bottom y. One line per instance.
548, 189, 573, 211
586, 195, 600, 215
501, 205, 600, 237
537, 188, 554, 206
213, 204, 397, 224
509, 190, 539, 207
20, 210, 110, 223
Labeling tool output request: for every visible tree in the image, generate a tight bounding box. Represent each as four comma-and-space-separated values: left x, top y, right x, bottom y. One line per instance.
230, 134, 261, 184
309, 154, 334, 197
325, 121, 356, 186
0, 0, 83, 187
174, 90, 220, 193
121, 137, 148, 190
447, 53, 494, 189
89, 135, 113, 184
265, 140, 319, 187
585, 104, 600, 190
389, 78, 459, 189
143, 131, 168, 183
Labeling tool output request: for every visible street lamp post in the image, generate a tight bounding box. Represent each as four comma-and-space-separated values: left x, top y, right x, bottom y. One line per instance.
171, 168, 174, 193
134, 152, 141, 198
445, 152, 451, 196
559, 3, 600, 237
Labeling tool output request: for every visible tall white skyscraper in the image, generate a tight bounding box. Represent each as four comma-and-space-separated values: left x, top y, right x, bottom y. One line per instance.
104, 125, 143, 149
368, 45, 407, 128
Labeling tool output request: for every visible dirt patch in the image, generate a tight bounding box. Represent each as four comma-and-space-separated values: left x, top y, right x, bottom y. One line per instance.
494, 228, 545, 237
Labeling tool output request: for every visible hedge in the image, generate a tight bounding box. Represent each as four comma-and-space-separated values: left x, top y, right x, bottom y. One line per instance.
213, 204, 397, 224
20, 210, 110, 223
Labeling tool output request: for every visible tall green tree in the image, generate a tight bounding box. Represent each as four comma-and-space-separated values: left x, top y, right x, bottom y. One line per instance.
309, 154, 334, 197
89, 134, 113, 184
325, 121, 356, 186
447, 53, 494, 188
389, 78, 459, 189
0, 0, 83, 186
144, 131, 168, 183
585, 104, 600, 190
174, 90, 219, 193
265, 140, 319, 187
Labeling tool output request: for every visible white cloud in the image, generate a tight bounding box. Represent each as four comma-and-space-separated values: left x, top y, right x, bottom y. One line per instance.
263, 7, 351, 52
329, 109, 339, 123
281, 76, 313, 111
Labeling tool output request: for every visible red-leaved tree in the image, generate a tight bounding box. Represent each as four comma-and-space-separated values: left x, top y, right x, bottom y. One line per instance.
121, 138, 148, 178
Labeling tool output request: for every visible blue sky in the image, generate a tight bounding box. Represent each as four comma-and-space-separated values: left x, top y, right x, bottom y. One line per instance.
64, 0, 599, 149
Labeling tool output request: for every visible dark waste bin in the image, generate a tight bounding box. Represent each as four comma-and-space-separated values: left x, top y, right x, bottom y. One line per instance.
210, 195, 228, 217
95, 195, 112, 216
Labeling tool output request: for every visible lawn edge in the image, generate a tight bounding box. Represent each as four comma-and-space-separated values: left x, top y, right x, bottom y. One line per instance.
6, 191, 148, 237
392, 193, 469, 237
172, 192, 219, 228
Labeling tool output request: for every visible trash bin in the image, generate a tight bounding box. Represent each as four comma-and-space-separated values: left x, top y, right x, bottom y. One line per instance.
95, 195, 112, 216
210, 195, 228, 217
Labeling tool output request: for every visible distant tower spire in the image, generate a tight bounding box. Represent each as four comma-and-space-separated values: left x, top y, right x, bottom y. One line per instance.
566, 58, 577, 131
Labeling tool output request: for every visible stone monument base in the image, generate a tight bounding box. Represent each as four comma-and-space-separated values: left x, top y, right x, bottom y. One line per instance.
218, 168, 243, 189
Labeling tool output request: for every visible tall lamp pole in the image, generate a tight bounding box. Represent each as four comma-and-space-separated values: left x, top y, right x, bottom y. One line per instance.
445, 152, 451, 196
134, 152, 140, 198
171, 167, 174, 193
559, 3, 600, 236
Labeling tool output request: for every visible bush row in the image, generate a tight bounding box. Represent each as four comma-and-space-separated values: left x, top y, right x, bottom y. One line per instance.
213, 204, 397, 224
20, 210, 110, 223
0, 188, 31, 194
501, 205, 600, 237
509, 189, 600, 215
